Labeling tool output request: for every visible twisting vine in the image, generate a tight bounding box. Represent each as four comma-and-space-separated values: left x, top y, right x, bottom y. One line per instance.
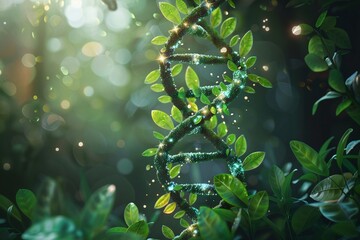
143, 0, 272, 223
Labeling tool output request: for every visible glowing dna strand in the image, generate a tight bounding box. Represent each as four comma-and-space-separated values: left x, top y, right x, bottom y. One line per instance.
150, 0, 255, 221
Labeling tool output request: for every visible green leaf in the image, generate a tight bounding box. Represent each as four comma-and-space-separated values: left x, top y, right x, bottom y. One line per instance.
200, 93, 211, 105
173, 210, 185, 219
331, 221, 359, 237
175, 0, 187, 14
144, 70, 160, 84
336, 99, 352, 116
248, 191, 269, 220
171, 106, 183, 123
308, 35, 325, 58
159, 2, 181, 24
210, 7, 222, 28
169, 165, 181, 179
245, 56, 257, 68
226, 134, 236, 145
326, 27, 351, 49
227, 60, 237, 72
80, 185, 116, 238
163, 202, 177, 214
185, 66, 200, 90
151, 36, 168, 45
198, 207, 231, 240
127, 220, 149, 238
0, 194, 22, 222
297, 23, 313, 35
158, 95, 172, 103
268, 165, 285, 198
235, 135, 247, 157
310, 175, 346, 202
217, 122, 228, 138
315, 11, 327, 28
214, 174, 248, 207
223, 74, 233, 83
22, 216, 80, 240
107, 227, 127, 233
304, 53, 328, 72
282, 169, 296, 200
336, 128, 353, 169
151, 110, 174, 130
204, 115, 217, 130
229, 35, 240, 47
243, 152, 265, 171
312, 91, 342, 115
318, 136, 334, 164
162, 225, 175, 239
248, 74, 272, 88
124, 203, 139, 227
290, 140, 328, 176
329, 69, 346, 93
142, 148, 157, 157
171, 64, 183, 77
16, 189, 36, 221
244, 86, 256, 94
220, 17, 236, 39
239, 30, 253, 57
320, 16, 337, 30
150, 83, 164, 92
228, 0, 236, 8
213, 208, 236, 222
319, 199, 359, 222
291, 206, 321, 234
189, 193, 197, 206
154, 193, 170, 209
180, 218, 189, 228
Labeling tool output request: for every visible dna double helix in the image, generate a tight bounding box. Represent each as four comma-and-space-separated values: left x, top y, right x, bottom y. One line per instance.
149, 0, 255, 221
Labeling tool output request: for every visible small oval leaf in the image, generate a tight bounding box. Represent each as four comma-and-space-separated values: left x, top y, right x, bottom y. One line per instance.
243, 151, 265, 171
151, 110, 174, 130
239, 30, 253, 57
220, 17, 236, 38
159, 2, 181, 24
154, 193, 171, 209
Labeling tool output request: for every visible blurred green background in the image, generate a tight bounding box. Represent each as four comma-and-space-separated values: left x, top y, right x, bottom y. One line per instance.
0, 0, 359, 236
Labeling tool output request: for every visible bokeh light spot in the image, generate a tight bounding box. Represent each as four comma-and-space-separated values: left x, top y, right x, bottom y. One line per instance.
82, 41, 104, 57
22, 53, 36, 68
117, 158, 134, 175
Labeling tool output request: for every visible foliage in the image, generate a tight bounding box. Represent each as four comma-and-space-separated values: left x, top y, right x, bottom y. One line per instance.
293, 6, 360, 125
0, 180, 149, 240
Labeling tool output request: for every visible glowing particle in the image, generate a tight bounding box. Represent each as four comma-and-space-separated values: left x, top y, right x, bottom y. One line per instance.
265, 27, 270, 31
107, 185, 116, 193
83, 86, 94, 97
60, 100, 70, 109
3, 163, 11, 171
220, 47, 227, 53
158, 55, 166, 62
33, 95, 38, 100
78, 142, 84, 147
244, 96, 248, 100
262, 65, 269, 71
55, 147, 60, 152
143, 205, 147, 209
292, 25, 301, 35
171, 26, 179, 33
